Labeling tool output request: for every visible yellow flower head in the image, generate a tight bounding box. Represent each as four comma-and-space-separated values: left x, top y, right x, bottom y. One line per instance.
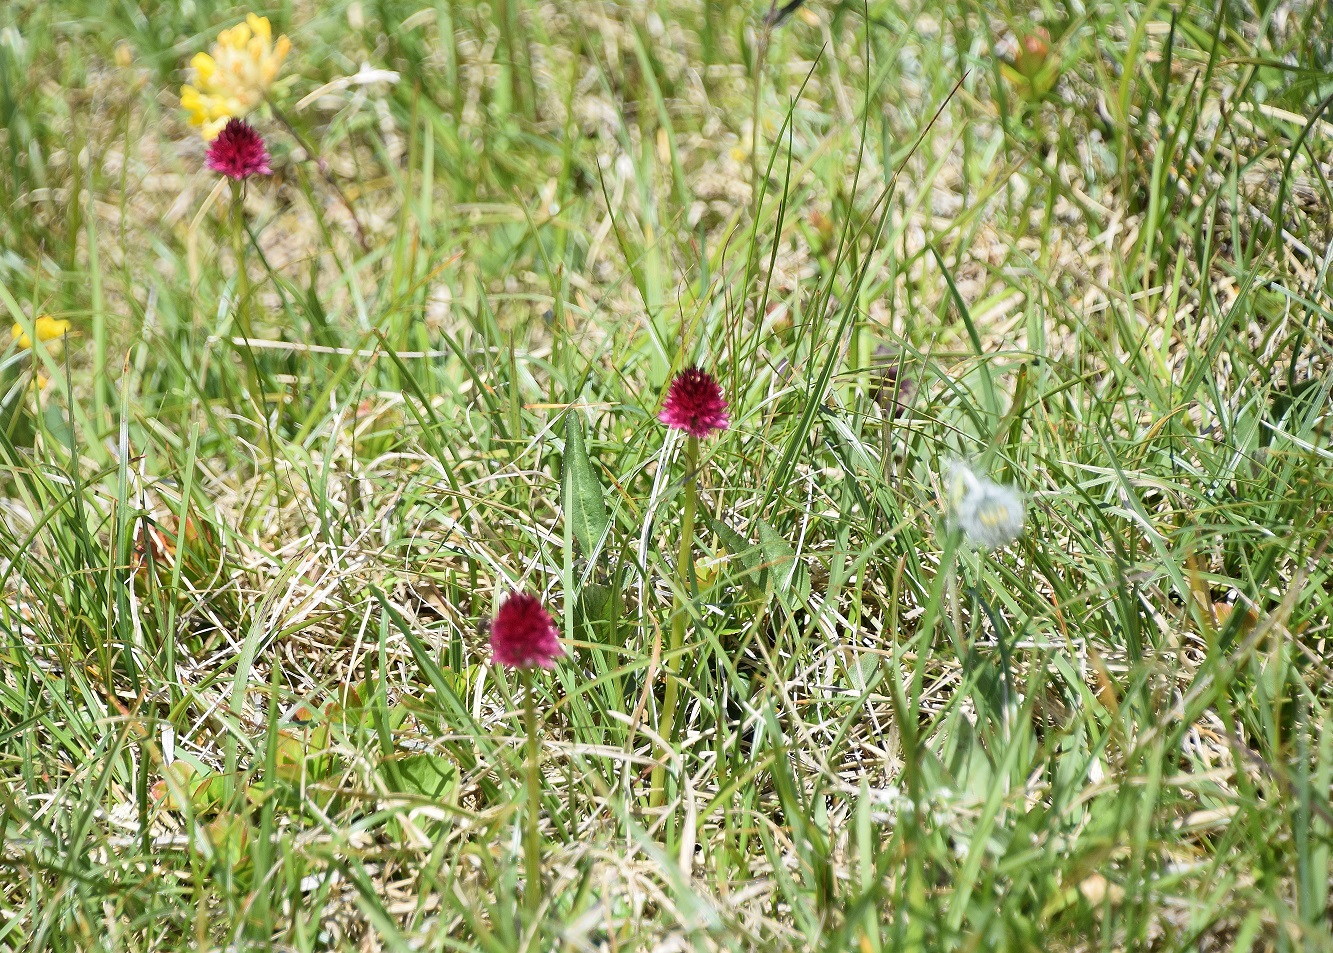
180, 14, 291, 141
11, 315, 70, 352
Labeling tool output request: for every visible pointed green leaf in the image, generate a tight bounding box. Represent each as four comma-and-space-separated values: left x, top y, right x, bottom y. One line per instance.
757, 520, 797, 593
563, 412, 608, 556
758, 519, 809, 603
708, 516, 765, 599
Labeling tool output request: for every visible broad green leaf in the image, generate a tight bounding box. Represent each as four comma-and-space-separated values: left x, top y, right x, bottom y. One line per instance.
757, 519, 798, 594
274, 723, 332, 784
391, 753, 458, 800
205, 815, 250, 870
758, 519, 811, 607
562, 412, 608, 557
577, 581, 614, 624
708, 516, 763, 596
153, 758, 226, 814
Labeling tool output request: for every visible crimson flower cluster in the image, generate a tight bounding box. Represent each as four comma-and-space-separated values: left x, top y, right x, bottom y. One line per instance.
490, 592, 564, 670
657, 366, 729, 438
206, 119, 272, 180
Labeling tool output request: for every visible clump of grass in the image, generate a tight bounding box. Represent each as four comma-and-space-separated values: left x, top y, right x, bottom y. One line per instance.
0, 0, 1331, 950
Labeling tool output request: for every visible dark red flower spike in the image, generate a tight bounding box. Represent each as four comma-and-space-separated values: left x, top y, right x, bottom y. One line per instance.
490, 592, 563, 670
658, 367, 729, 438
206, 118, 272, 180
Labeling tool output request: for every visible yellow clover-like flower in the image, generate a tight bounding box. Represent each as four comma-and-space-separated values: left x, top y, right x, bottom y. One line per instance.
11, 315, 71, 352
180, 14, 291, 141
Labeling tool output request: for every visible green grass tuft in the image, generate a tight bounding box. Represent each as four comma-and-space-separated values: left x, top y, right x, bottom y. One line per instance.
0, 0, 1331, 949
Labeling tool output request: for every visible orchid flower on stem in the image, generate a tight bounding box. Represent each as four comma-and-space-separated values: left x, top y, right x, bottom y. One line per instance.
490, 591, 563, 922
650, 367, 728, 808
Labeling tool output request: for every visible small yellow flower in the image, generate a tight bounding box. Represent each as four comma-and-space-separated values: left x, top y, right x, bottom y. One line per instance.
180, 14, 291, 141
11, 315, 70, 352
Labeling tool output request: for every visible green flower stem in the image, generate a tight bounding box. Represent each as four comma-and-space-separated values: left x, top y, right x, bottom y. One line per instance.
229, 180, 264, 414
899, 527, 959, 949
230, 180, 253, 342
651, 434, 699, 808
522, 668, 542, 920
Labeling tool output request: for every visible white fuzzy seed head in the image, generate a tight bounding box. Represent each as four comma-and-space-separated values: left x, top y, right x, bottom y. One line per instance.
947, 462, 1026, 549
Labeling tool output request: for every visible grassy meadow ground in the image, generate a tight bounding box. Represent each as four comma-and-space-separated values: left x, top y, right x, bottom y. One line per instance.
1, 0, 1333, 949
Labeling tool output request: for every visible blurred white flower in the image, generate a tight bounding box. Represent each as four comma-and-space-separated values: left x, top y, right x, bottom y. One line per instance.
293, 64, 402, 112
0, 27, 25, 57
947, 462, 1025, 549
